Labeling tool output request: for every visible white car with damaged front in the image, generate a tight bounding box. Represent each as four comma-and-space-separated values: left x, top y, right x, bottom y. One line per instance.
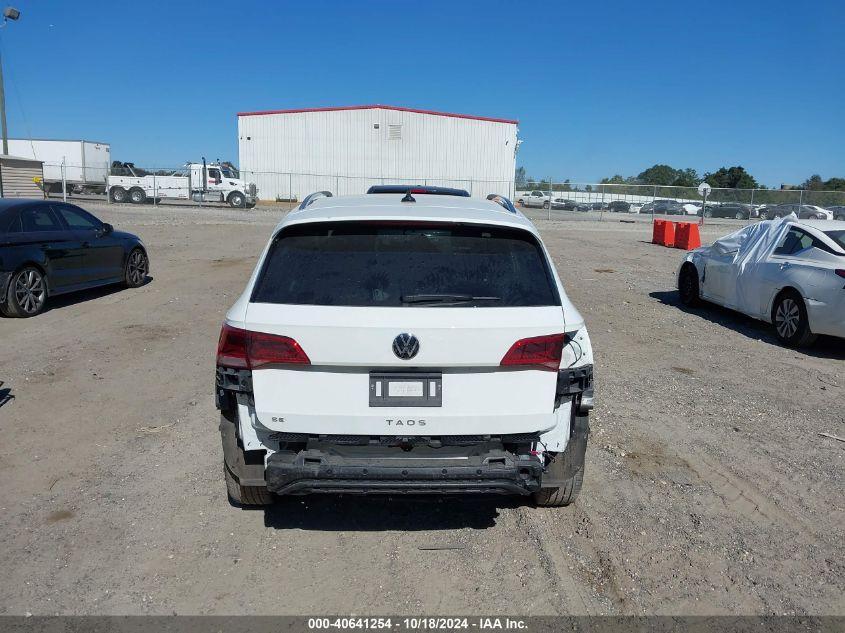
215, 189, 594, 508
677, 215, 845, 346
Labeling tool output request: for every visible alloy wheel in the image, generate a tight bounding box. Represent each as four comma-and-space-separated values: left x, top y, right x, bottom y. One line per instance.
775, 298, 800, 338
128, 250, 148, 286
14, 269, 46, 314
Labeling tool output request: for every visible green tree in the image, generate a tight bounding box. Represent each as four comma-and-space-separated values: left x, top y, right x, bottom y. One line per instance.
515, 166, 527, 187
600, 174, 626, 185
672, 168, 699, 188
636, 164, 679, 186
704, 166, 759, 189
801, 174, 824, 190
822, 177, 845, 191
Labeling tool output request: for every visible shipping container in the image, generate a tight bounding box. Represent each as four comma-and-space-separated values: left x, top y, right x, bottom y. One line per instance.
6, 139, 110, 194
237, 105, 518, 201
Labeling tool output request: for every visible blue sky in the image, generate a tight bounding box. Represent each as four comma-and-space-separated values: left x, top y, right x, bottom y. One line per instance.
1, 0, 842, 186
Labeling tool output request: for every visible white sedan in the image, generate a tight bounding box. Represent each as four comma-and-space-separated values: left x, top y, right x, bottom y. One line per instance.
677, 216, 845, 346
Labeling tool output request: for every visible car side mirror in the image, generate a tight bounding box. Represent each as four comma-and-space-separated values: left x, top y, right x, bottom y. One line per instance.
101, 223, 114, 235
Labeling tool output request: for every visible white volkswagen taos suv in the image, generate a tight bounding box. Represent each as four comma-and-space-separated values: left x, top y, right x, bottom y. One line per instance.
216, 187, 594, 507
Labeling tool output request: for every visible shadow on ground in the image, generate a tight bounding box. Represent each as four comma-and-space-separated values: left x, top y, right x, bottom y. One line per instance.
260, 495, 524, 532
0, 381, 12, 409
42, 277, 154, 314
650, 289, 845, 360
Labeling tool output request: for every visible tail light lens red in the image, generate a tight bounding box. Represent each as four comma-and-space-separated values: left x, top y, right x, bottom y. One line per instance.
217, 323, 310, 369
835, 269, 845, 279
500, 333, 565, 371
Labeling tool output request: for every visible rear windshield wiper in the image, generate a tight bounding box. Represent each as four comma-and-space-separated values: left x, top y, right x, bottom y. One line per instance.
401, 294, 502, 304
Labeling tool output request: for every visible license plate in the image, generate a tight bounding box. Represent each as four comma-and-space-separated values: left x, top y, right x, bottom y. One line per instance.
369, 372, 442, 407
388, 381, 424, 397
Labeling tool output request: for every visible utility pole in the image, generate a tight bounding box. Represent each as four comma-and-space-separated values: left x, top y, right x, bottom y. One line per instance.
0, 7, 22, 156
0, 47, 7, 154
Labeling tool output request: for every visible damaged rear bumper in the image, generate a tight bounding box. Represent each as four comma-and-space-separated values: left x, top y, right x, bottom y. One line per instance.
264, 443, 544, 496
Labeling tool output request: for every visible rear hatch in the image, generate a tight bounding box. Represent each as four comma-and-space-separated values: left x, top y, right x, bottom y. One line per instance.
240, 220, 567, 436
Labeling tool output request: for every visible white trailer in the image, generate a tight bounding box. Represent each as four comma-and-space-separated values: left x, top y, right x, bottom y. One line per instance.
6, 139, 110, 194
107, 161, 258, 208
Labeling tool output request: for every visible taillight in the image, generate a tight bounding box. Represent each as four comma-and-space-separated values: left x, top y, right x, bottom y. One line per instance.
248, 330, 310, 367
217, 323, 249, 368
836, 270, 845, 279
500, 333, 565, 371
217, 323, 310, 369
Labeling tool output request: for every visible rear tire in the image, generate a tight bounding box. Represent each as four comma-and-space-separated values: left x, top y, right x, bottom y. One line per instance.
2, 266, 48, 318
735, 212, 744, 220
129, 188, 146, 204
110, 187, 127, 203
224, 464, 274, 506
543, 200, 550, 209
678, 264, 701, 306
772, 290, 817, 347
534, 410, 587, 508
534, 466, 584, 507
704, 209, 713, 218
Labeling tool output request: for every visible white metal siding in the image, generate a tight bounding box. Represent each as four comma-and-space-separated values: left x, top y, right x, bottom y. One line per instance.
238, 108, 517, 201
1, 159, 44, 198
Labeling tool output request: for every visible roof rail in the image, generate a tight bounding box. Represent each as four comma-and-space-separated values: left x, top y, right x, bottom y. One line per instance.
298, 190, 333, 209
486, 194, 518, 214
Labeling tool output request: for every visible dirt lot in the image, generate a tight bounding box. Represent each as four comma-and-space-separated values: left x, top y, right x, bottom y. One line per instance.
0, 202, 842, 616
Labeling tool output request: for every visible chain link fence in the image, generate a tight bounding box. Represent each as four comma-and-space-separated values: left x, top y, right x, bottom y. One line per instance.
30, 161, 845, 223
515, 181, 845, 223
35, 161, 514, 207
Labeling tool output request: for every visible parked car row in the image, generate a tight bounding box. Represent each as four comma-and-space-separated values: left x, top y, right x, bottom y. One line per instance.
517, 192, 845, 222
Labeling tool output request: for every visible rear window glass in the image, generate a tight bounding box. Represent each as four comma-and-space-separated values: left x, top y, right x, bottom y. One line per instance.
824, 230, 845, 250
251, 222, 561, 307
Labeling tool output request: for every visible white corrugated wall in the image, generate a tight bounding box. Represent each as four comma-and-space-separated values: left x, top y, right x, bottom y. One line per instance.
238, 107, 517, 201
0, 158, 44, 198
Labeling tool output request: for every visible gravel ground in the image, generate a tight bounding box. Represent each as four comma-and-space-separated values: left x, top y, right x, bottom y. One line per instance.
0, 201, 842, 616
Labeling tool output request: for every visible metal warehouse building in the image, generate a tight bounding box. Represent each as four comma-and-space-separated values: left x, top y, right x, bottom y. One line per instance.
237, 104, 518, 201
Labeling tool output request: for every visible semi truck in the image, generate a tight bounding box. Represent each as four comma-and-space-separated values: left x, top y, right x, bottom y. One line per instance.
107, 160, 258, 208
7, 138, 110, 195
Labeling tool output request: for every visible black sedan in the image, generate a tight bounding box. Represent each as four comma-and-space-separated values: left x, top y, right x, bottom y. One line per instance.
0, 199, 148, 317
701, 202, 753, 219
550, 198, 591, 211
608, 200, 631, 212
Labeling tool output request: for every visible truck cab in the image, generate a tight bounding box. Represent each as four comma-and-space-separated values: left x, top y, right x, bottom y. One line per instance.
187, 163, 257, 208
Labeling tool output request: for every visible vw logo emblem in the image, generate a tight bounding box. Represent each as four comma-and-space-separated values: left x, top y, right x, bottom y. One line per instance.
392, 333, 420, 360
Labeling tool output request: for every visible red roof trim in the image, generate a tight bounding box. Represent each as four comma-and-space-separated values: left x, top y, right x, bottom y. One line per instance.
236, 104, 518, 125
